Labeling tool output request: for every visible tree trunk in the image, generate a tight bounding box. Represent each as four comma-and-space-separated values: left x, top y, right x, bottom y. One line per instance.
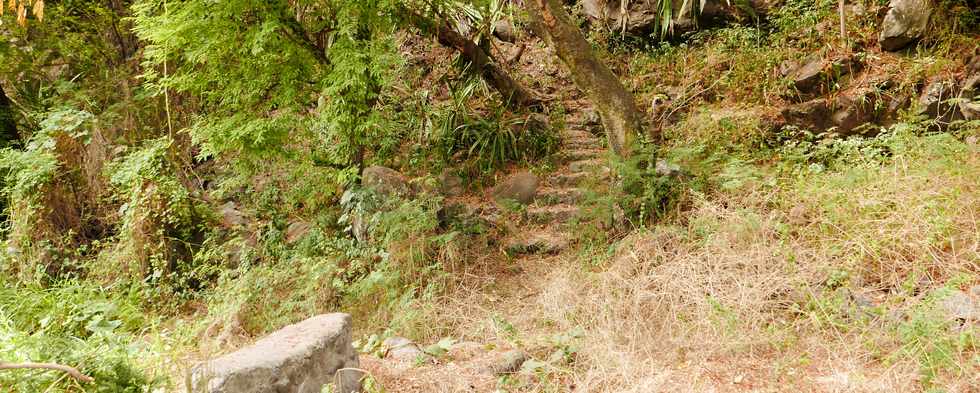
0, 85, 19, 147
434, 20, 542, 110
526, 0, 650, 158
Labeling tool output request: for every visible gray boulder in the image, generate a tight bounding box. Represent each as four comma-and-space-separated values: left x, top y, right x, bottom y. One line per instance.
787, 56, 828, 94
918, 79, 962, 124
581, 0, 768, 36
362, 166, 413, 197
490, 171, 540, 205
190, 313, 360, 393
880, 0, 931, 51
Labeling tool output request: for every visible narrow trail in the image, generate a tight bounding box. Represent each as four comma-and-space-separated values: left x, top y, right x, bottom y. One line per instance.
359, 105, 610, 392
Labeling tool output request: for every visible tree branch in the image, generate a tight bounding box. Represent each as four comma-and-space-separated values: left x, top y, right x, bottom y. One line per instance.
0, 361, 95, 383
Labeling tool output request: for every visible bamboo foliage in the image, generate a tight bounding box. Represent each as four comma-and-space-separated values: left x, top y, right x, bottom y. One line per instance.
1, 0, 43, 26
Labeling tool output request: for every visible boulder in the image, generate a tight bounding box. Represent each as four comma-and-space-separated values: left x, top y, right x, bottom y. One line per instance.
655, 159, 686, 178
787, 56, 828, 94
782, 55, 862, 100
447, 341, 486, 362
191, 313, 360, 393
830, 88, 881, 135
581, 0, 768, 36
490, 171, 540, 205
493, 19, 517, 42
362, 166, 413, 197
505, 232, 569, 255
918, 79, 962, 124
879, 0, 931, 51
781, 99, 833, 132
286, 221, 311, 244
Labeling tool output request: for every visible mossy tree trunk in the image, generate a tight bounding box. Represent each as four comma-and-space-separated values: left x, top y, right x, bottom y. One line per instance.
526, 0, 650, 158
0, 85, 19, 147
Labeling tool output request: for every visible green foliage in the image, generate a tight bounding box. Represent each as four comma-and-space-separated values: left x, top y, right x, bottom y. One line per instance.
105, 137, 212, 299
0, 109, 90, 205
134, 0, 405, 184
892, 276, 978, 388
431, 78, 559, 174
0, 276, 162, 392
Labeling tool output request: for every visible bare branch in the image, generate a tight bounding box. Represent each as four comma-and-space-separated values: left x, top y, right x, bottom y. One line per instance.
0, 361, 95, 383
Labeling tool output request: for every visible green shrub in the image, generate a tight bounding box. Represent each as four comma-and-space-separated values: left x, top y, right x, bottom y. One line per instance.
104, 137, 214, 300
431, 78, 559, 174
0, 277, 162, 392
0, 109, 92, 280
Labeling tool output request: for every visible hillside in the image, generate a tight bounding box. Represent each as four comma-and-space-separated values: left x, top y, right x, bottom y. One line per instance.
0, 0, 977, 392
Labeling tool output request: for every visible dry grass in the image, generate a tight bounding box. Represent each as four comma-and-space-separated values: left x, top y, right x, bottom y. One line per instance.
411, 133, 979, 392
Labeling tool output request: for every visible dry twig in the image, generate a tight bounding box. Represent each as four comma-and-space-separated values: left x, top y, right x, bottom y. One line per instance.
0, 361, 94, 383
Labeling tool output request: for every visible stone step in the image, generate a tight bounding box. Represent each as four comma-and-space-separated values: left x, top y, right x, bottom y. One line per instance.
565, 140, 598, 150
564, 130, 596, 140
549, 172, 589, 187
563, 149, 600, 161
535, 187, 585, 205
568, 159, 604, 173
526, 204, 580, 224
505, 231, 569, 255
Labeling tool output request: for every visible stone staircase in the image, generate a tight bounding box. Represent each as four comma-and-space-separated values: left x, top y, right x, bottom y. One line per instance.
503, 118, 608, 256
355, 115, 611, 393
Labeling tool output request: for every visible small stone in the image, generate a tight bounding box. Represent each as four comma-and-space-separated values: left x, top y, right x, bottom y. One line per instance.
655, 159, 686, 178
490, 171, 540, 205
483, 349, 527, 375
219, 201, 245, 228
286, 221, 311, 244
383, 337, 427, 363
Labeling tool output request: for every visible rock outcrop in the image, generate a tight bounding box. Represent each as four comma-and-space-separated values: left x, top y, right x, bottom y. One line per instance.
191, 313, 360, 393
362, 166, 413, 198
581, 0, 769, 36
879, 0, 931, 51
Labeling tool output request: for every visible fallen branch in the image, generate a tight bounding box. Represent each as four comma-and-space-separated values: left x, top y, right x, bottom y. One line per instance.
0, 361, 95, 383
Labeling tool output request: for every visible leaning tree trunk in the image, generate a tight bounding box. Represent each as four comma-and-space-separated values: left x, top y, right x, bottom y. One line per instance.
526, 0, 650, 158
404, 7, 542, 109
433, 19, 542, 109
